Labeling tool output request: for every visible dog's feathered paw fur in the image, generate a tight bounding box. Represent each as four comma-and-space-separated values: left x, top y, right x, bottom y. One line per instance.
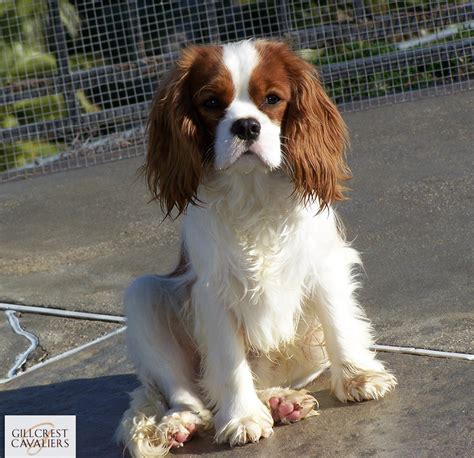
117, 386, 212, 457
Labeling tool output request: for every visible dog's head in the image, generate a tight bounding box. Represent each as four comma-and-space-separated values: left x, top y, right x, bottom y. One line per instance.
146, 40, 349, 216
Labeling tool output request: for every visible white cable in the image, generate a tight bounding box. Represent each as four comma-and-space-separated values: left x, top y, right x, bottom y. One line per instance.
5, 311, 40, 378
0, 302, 126, 323
372, 343, 474, 361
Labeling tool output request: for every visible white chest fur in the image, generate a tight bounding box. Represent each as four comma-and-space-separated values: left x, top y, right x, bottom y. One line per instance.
184, 164, 317, 352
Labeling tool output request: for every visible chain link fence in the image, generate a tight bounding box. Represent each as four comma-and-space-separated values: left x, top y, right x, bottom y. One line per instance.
0, 1, 472, 181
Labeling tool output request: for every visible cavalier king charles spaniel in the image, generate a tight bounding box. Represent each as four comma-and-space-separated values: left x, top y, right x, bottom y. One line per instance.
117, 40, 396, 456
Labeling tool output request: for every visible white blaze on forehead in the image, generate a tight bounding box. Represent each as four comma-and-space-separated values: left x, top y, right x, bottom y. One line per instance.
222, 40, 259, 100
215, 40, 281, 171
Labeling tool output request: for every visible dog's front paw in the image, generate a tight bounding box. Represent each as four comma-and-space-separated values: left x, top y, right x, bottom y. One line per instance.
332, 362, 397, 403
121, 408, 212, 457
215, 403, 273, 446
259, 387, 319, 424
159, 409, 213, 448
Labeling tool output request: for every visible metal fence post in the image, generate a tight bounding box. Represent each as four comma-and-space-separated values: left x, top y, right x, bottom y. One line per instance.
204, 0, 221, 44
46, 0, 81, 140
353, 0, 369, 22
127, 0, 145, 61
277, 1, 292, 36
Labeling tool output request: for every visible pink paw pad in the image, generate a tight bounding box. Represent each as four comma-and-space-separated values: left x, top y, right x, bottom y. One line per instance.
170, 423, 196, 448
269, 397, 303, 423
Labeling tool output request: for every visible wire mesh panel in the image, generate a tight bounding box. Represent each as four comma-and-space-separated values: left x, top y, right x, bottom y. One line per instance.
0, 1, 472, 181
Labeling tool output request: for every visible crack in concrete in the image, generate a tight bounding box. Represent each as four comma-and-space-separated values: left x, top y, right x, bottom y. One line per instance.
5, 310, 41, 378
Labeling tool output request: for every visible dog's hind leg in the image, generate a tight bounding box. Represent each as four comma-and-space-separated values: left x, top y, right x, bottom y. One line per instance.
116, 275, 212, 457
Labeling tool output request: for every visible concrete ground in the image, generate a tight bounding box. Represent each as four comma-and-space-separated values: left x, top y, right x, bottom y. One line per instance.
1, 90, 473, 456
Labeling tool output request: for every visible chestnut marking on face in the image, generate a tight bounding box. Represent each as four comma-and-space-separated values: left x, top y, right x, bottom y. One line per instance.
250, 42, 292, 126
144, 39, 349, 216
186, 46, 234, 149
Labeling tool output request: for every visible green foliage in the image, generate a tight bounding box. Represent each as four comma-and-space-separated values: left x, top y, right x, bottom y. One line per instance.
76, 89, 101, 113
308, 27, 474, 104
69, 53, 107, 72
0, 140, 63, 171
5, 44, 57, 82
2, 94, 66, 123
2, 115, 19, 128
59, 0, 81, 38
0, 0, 96, 171
314, 40, 397, 66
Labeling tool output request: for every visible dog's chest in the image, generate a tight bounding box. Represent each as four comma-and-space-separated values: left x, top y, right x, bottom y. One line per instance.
189, 172, 313, 351
217, 208, 309, 352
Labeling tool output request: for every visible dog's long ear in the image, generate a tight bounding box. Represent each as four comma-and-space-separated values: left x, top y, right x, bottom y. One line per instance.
145, 47, 204, 217
281, 46, 350, 211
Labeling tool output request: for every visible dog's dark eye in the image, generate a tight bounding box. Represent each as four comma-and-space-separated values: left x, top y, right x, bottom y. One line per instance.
265, 94, 281, 105
203, 97, 220, 109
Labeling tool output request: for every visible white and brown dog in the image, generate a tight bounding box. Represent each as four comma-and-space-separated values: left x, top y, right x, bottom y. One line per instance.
117, 40, 396, 456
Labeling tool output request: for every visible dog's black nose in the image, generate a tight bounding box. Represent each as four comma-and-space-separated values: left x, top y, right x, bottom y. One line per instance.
231, 118, 261, 141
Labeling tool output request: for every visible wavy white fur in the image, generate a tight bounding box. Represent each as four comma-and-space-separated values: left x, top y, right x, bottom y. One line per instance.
117, 40, 396, 457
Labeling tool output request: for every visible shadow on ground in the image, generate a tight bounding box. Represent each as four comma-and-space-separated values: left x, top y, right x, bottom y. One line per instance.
0, 374, 138, 458
0, 373, 353, 457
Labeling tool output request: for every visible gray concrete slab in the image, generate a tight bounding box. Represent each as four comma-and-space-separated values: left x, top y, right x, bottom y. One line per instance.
0, 157, 180, 313
338, 91, 474, 353
0, 91, 472, 353
0, 332, 472, 457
